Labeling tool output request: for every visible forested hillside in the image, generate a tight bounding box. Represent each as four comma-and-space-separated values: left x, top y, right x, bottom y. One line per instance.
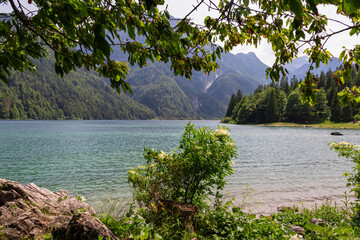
0, 49, 275, 120
0, 58, 155, 120
126, 65, 197, 119
224, 66, 360, 124
1, 48, 345, 121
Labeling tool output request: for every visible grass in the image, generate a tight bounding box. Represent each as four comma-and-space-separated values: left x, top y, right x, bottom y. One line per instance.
99, 199, 360, 239
258, 120, 360, 130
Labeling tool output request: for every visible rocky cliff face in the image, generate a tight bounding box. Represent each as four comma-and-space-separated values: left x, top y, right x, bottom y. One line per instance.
0, 179, 118, 240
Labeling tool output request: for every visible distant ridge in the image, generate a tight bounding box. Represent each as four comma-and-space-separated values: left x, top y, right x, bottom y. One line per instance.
0, 49, 344, 120
284, 56, 341, 79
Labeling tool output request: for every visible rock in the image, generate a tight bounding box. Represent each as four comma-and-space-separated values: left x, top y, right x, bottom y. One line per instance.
277, 206, 297, 212
331, 131, 343, 135
52, 212, 119, 240
0, 179, 117, 240
310, 218, 326, 225
291, 225, 305, 235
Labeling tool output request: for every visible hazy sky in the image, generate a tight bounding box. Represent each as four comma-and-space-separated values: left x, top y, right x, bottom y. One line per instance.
164, 0, 359, 66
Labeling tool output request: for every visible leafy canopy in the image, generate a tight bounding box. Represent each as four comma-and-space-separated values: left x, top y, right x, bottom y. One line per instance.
2, 0, 360, 101
0, 0, 219, 93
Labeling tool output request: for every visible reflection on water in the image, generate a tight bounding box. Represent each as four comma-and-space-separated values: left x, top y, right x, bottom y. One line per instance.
1, 120, 359, 213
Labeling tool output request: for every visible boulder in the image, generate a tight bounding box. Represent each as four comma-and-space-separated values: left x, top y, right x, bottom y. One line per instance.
0, 179, 118, 240
291, 225, 305, 235
331, 131, 343, 135
52, 212, 119, 240
310, 218, 326, 225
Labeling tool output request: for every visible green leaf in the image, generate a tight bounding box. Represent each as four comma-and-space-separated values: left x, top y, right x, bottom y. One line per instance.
307, 0, 319, 15
349, 27, 358, 36
305, 222, 317, 231
0, 71, 8, 84
95, 35, 111, 57
290, 0, 304, 19
292, 18, 303, 30
339, 50, 346, 61
127, 22, 136, 40
343, 0, 360, 15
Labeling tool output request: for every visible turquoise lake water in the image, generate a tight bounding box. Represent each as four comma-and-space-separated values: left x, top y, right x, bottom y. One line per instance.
1, 120, 359, 213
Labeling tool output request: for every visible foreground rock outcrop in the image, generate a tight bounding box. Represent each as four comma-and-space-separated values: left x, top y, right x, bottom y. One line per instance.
0, 179, 118, 240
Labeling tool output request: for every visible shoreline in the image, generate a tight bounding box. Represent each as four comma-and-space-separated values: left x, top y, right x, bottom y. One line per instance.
90, 189, 354, 217
239, 194, 353, 216
251, 121, 360, 130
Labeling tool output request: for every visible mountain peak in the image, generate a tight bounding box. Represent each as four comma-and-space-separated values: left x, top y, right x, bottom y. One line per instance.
284, 56, 309, 73
246, 52, 257, 57
235, 52, 258, 59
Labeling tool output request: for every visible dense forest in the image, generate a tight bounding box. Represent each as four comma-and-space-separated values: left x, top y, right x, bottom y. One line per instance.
224, 66, 360, 124
0, 51, 273, 120
0, 58, 156, 120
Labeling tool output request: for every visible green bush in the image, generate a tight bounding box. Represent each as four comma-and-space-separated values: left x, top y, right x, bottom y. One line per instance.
330, 142, 360, 222
127, 122, 237, 229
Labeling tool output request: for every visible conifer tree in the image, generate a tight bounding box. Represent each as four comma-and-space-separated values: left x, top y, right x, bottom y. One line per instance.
325, 70, 333, 91
290, 76, 299, 92
280, 77, 290, 95
313, 89, 329, 121
330, 96, 343, 122
318, 72, 326, 89
236, 89, 243, 102
225, 94, 237, 117
265, 89, 279, 122
342, 104, 353, 122
276, 89, 287, 121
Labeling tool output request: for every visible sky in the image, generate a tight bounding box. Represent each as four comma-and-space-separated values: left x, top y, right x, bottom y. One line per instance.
163, 0, 360, 66
2, 0, 359, 66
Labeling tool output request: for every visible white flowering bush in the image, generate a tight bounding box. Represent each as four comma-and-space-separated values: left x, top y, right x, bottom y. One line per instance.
127, 122, 237, 217
330, 142, 360, 220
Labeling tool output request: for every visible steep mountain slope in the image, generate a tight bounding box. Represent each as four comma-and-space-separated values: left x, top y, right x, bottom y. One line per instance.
119, 51, 272, 118
220, 52, 269, 84
126, 65, 198, 119
206, 71, 259, 105
0, 58, 155, 120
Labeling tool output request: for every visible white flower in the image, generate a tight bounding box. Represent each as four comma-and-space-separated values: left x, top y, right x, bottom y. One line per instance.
215, 129, 229, 136
158, 151, 166, 160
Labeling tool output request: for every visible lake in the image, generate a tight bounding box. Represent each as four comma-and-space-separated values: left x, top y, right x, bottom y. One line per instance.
1, 120, 358, 214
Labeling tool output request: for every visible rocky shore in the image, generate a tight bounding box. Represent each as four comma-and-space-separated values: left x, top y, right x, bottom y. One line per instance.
0, 179, 118, 240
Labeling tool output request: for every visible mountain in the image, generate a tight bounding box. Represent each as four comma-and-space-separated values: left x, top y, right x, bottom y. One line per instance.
126, 65, 197, 119
2, 50, 275, 120
106, 48, 270, 119
284, 56, 341, 79
6, 45, 345, 120
206, 71, 259, 105
283, 56, 309, 73
0, 57, 156, 120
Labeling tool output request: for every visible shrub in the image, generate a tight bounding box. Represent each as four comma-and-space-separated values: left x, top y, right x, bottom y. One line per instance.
127, 122, 237, 221
330, 142, 360, 221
